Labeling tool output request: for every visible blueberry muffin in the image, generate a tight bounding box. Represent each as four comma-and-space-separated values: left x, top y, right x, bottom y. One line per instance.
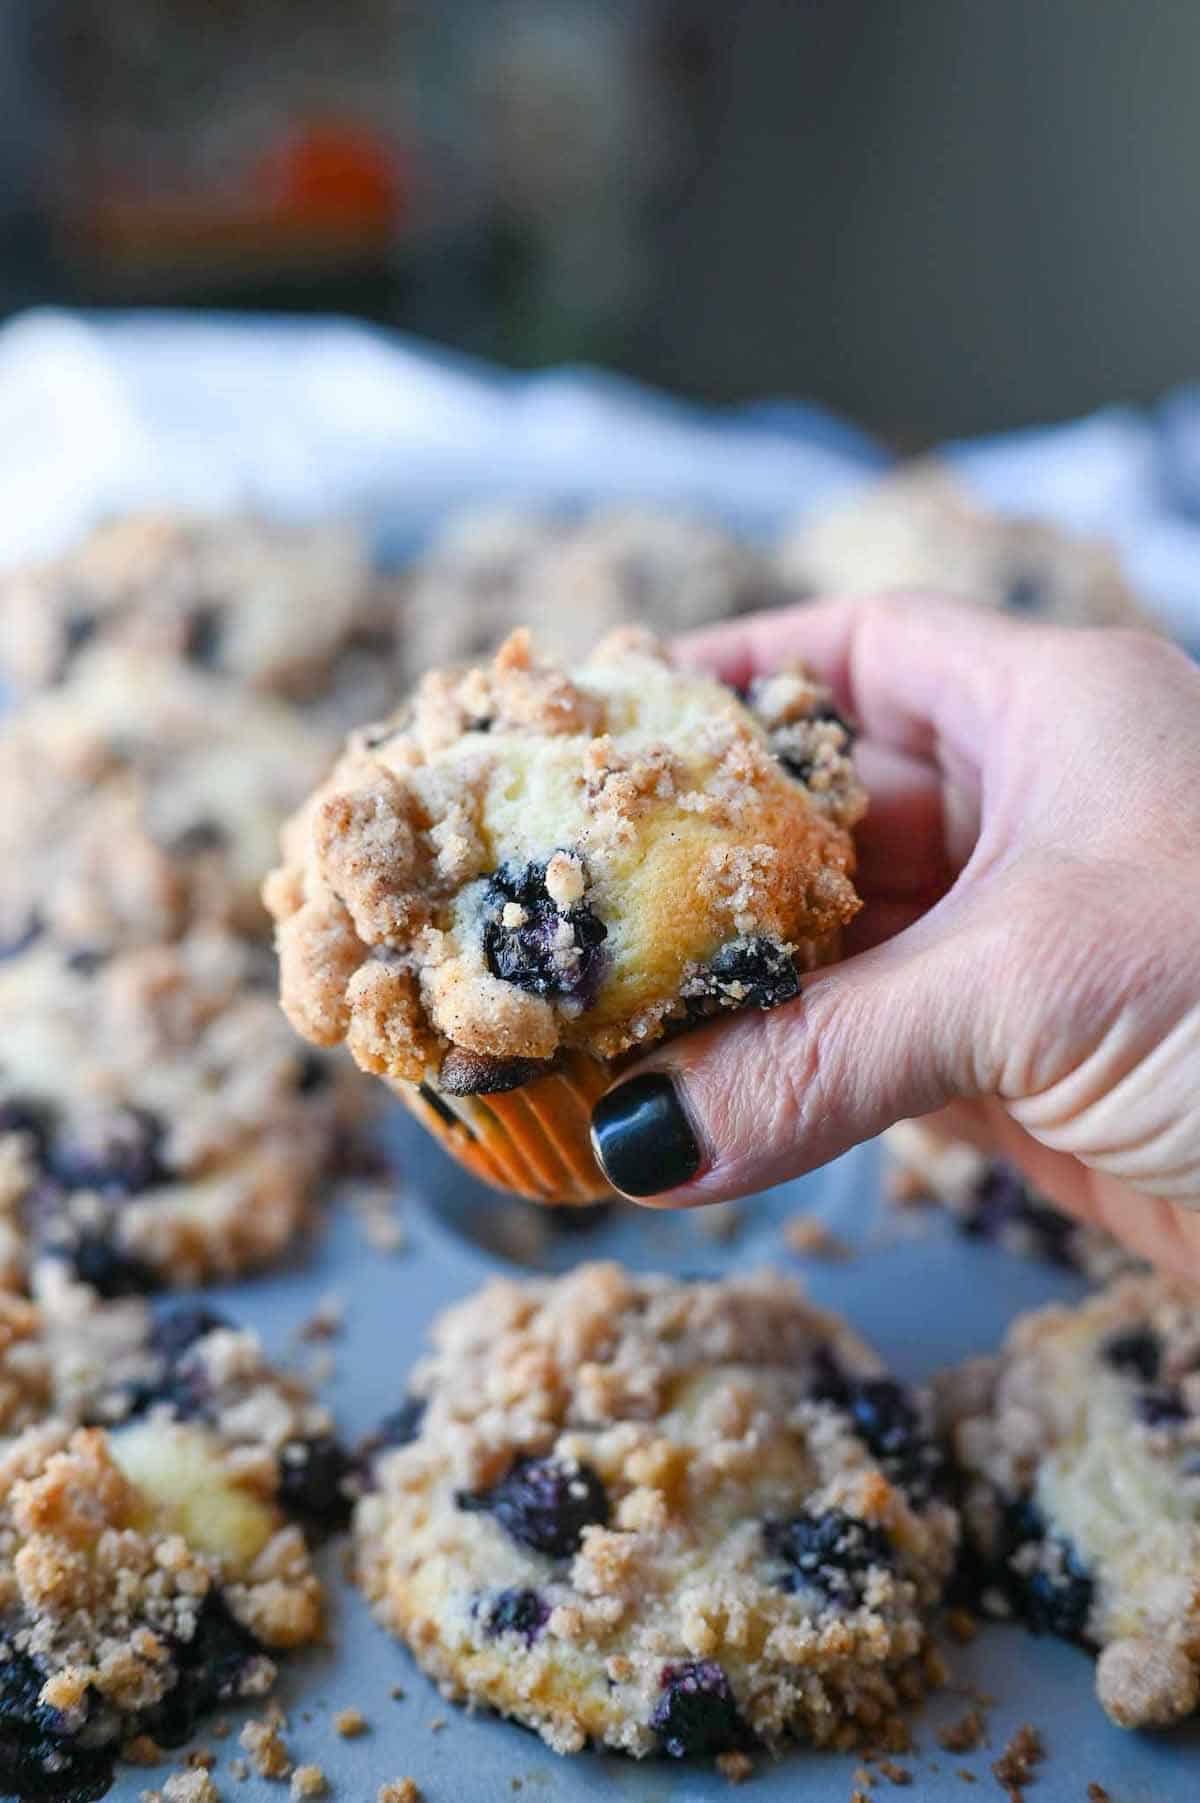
940, 1274, 1200, 1729
355, 1263, 958, 1762
0, 511, 402, 712
0, 925, 356, 1295
776, 463, 1155, 629
0, 1281, 342, 1800
406, 503, 790, 671
265, 627, 864, 1203
884, 1121, 1137, 1283
0, 645, 334, 955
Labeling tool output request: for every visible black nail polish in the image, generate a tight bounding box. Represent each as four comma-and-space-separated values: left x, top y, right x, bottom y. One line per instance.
590, 1073, 702, 1197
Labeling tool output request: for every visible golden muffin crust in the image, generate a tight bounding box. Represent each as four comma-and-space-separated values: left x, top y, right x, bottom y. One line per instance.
354, 1262, 958, 1761
266, 628, 864, 1086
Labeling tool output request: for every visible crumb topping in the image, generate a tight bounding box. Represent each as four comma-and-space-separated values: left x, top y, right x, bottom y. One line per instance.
268, 630, 863, 1085
355, 1263, 957, 1761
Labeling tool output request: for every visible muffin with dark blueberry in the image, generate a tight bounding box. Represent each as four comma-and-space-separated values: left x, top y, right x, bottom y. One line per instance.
884, 1119, 1139, 1282
940, 1273, 1200, 1729
0, 925, 357, 1294
265, 626, 864, 1203
354, 1262, 959, 1762
0, 1281, 343, 1801
776, 462, 1156, 629
0, 510, 402, 715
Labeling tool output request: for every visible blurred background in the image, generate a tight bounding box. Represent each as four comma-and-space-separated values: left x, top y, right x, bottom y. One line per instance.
4, 0, 1198, 445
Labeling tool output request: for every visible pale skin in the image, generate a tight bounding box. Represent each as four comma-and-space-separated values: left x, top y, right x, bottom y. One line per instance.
621, 593, 1200, 1281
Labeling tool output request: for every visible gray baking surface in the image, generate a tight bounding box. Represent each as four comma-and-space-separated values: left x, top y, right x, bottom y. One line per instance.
102, 1107, 1197, 1803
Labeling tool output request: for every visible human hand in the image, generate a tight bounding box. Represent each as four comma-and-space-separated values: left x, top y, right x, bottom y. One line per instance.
589, 594, 1200, 1280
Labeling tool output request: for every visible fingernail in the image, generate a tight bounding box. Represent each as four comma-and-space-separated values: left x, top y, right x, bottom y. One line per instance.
590, 1072, 702, 1197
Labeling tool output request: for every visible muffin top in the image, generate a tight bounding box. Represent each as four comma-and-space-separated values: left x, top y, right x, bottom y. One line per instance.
266, 627, 863, 1088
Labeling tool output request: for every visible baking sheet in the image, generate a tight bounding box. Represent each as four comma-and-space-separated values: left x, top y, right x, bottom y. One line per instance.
110, 1112, 1198, 1803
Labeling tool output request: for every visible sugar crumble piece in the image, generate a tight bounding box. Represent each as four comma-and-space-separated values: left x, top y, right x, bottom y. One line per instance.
240, 1716, 294, 1780
991, 1724, 1044, 1799
334, 1707, 369, 1738
944, 1608, 979, 1645
716, 1749, 754, 1783
938, 1708, 986, 1754
784, 1214, 851, 1259
290, 1765, 329, 1799
379, 1782, 422, 1803
146, 1773, 222, 1803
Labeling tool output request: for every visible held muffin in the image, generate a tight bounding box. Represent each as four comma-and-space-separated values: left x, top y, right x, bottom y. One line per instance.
265, 627, 864, 1203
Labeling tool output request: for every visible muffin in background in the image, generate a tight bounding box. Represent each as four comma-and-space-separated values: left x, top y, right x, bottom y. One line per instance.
406, 502, 796, 671
777, 463, 1156, 630
0, 511, 404, 719
265, 626, 863, 1204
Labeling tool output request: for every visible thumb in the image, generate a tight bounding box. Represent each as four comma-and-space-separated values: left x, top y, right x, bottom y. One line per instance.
589, 904, 994, 1204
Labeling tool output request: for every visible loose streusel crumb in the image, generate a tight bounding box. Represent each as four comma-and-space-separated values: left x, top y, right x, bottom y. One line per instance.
240, 1718, 293, 1779
379, 1782, 422, 1803
944, 1609, 979, 1644
150, 1772, 223, 1803
938, 1709, 986, 1754
716, 1749, 754, 1783
876, 1760, 913, 1786
355, 1262, 958, 1761
124, 1735, 164, 1766
334, 1707, 369, 1738
784, 1215, 852, 1260
991, 1724, 1044, 1798
290, 1764, 329, 1798
1086, 1786, 1111, 1802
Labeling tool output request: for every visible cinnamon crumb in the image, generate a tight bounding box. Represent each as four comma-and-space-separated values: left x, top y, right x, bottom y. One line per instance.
959, 1773, 977, 1786
334, 1707, 369, 1738
944, 1609, 979, 1644
717, 1748, 754, 1783
290, 1766, 329, 1799
390, 1685, 406, 1700
938, 1708, 985, 1753
991, 1724, 1044, 1799
784, 1215, 851, 1259
239, 1717, 293, 1779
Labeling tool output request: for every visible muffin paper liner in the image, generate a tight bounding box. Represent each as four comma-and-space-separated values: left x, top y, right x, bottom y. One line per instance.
392, 1051, 616, 1206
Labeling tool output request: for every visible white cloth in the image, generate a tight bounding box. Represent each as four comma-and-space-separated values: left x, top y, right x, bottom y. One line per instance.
0, 306, 1196, 642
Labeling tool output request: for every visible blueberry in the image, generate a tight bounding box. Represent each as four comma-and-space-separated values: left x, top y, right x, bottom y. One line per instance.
999, 1502, 1094, 1643
141, 1589, 266, 1749
966, 1163, 1078, 1266
478, 1587, 549, 1645
56, 1233, 162, 1301
47, 1105, 168, 1197
1102, 1327, 1162, 1382
376, 1395, 427, 1449
650, 1661, 746, 1759
0, 1651, 114, 1802
764, 1509, 895, 1604
0, 1098, 52, 1159
811, 1358, 945, 1505
151, 1304, 232, 1362
294, 1052, 331, 1094
1005, 572, 1044, 613
0, 913, 42, 961
276, 1436, 353, 1531
703, 938, 800, 1011
168, 819, 228, 856
1135, 1387, 1188, 1428
481, 860, 607, 1002
183, 604, 225, 669
458, 1456, 609, 1558
64, 948, 108, 977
